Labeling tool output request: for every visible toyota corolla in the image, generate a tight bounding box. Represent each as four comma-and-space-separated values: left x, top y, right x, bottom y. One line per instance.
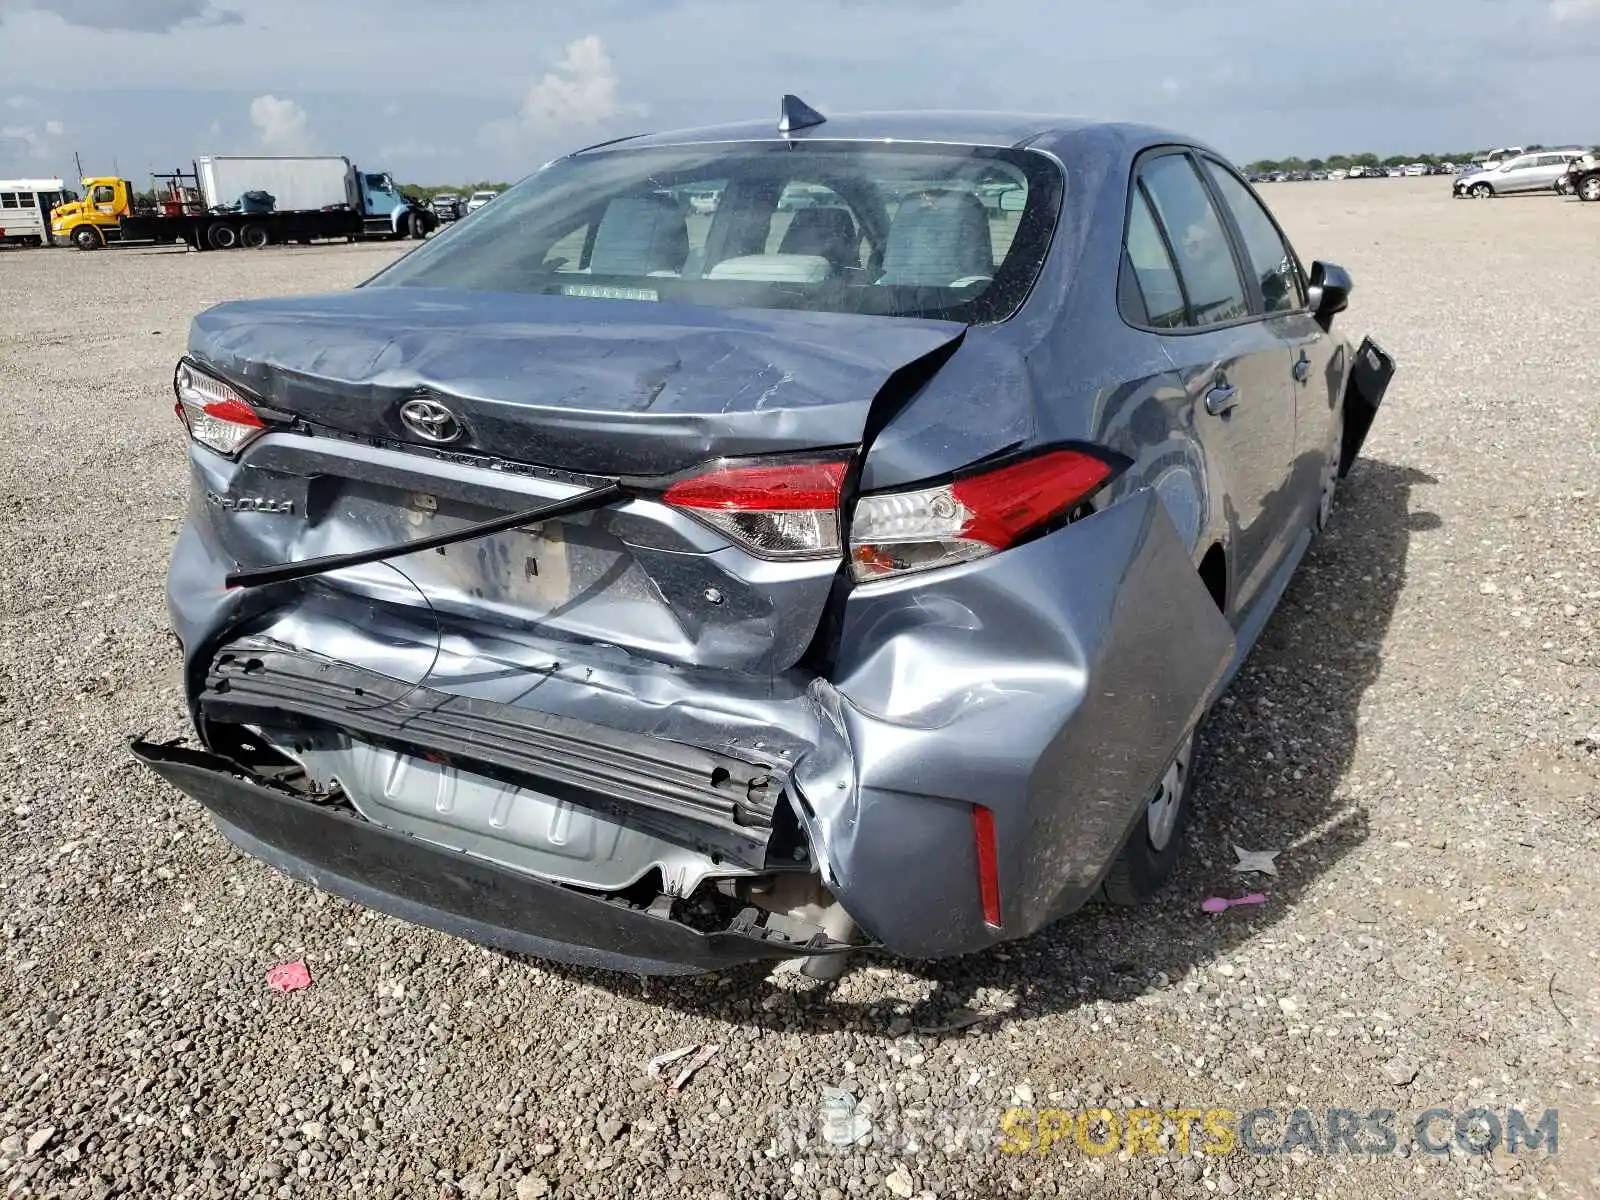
132, 99, 1393, 976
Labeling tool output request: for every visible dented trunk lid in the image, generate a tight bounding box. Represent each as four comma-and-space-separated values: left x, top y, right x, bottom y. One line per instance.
190, 287, 966, 476
188, 288, 967, 674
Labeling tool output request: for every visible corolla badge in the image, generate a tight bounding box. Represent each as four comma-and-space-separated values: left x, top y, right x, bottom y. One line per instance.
399, 395, 463, 444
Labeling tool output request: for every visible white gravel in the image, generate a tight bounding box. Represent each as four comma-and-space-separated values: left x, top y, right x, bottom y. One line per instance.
1, 181, 1597, 1198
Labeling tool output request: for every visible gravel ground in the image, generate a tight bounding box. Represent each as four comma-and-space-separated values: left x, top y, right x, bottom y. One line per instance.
1, 179, 1596, 1199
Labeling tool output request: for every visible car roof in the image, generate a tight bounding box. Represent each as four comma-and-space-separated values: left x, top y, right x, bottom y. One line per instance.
576, 110, 1203, 158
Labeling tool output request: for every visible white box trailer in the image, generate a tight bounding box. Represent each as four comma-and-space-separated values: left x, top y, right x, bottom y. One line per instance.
195, 155, 355, 213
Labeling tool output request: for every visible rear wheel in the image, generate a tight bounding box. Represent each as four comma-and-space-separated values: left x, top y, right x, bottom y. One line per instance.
1470, 182, 1493, 199
240, 222, 269, 249
1099, 727, 1198, 906
72, 225, 102, 251
408, 211, 426, 239
1581, 175, 1600, 203
207, 222, 238, 250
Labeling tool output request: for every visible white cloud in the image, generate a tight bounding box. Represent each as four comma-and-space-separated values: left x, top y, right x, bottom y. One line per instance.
480, 35, 643, 153
0, 0, 242, 31
0, 120, 63, 161
1550, 0, 1600, 18
4, 94, 33, 110
248, 93, 312, 153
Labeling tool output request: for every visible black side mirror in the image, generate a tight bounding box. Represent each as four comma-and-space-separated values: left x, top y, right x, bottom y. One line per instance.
1306, 260, 1352, 330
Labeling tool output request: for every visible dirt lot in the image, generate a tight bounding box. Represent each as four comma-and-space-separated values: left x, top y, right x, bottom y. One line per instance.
0, 178, 1596, 1199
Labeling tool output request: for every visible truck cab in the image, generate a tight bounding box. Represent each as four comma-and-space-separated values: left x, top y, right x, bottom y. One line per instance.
354, 169, 430, 238
50, 177, 132, 249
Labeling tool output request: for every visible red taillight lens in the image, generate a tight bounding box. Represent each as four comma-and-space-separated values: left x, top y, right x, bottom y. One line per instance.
174, 360, 266, 457
972, 804, 1002, 928
849, 448, 1120, 581
663, 458, 848, 559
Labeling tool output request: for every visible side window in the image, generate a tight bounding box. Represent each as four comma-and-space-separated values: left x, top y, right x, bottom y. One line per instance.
92, 185, 115, 205
1202, 161, 1306, 315
1122, 187, 1186, 328
0, 194, 15, 209
1140, 154, 1249, 327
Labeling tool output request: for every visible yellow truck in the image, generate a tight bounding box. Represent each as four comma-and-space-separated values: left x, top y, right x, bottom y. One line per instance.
47, 177, 135, 250
51, 157, 434, 251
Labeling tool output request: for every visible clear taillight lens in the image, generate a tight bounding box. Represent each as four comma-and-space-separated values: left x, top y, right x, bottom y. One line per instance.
663, 458, 848, 559
174, 360, 265, 457
849, 448, 1121, 581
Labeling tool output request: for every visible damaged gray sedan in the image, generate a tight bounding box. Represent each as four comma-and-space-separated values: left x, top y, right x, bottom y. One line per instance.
133, 99, 1393, 976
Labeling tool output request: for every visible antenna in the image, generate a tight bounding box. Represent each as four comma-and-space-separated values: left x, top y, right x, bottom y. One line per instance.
778, 94, 826, 136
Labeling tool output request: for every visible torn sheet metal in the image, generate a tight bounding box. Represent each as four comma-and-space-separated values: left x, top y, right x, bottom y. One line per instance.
794, 486, 1235, 958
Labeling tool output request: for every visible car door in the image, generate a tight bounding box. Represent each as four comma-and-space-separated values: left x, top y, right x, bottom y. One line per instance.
1199, 157, 1337, 533
1134, 150, 1297, 625
1499, 156, 1538, 193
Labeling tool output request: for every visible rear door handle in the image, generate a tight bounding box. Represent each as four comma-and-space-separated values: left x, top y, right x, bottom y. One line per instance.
1205, 382, 1238, 416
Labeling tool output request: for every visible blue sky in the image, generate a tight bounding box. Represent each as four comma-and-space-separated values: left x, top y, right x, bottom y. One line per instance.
3, 0, 1600, 183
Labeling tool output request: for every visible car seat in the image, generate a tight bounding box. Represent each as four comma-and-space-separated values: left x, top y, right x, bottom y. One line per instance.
589, 194, 690, 275
778, 206, 859, 273
878, 189, 993, 286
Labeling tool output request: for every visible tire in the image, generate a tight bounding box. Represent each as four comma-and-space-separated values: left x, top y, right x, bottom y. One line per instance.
206, 222, 238, 250
1581, 175, 1600, 203
72, 225, 102, 251
239, 223, 269, 249
408, 211, 426, 240
1470, 182, 1493, 199
1099, 726, 1199, 906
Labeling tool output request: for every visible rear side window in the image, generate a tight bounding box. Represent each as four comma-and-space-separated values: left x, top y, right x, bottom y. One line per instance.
1201, 161, 1306, 315
1122, 187, 1186, 328
1139, 154, 1249, 327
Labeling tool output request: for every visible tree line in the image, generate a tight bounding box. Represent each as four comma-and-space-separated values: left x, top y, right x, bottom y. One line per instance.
398, 181, 513, 203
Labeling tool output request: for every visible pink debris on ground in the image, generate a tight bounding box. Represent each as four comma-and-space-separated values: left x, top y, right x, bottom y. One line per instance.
266, 960, 312, 993
1200, 893, 1268, 914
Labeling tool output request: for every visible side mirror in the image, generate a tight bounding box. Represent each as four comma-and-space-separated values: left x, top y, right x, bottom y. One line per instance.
1306, 260, 1352, 330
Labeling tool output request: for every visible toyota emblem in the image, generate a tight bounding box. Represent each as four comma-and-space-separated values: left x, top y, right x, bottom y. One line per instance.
398, 395, 462, 444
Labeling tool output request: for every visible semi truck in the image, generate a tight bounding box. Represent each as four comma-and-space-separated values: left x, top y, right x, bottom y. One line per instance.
50, 155, 436, 251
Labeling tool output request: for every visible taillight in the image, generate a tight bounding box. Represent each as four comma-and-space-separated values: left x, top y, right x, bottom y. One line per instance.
848, 447, 1122, 581
663, 457, 848, 559
174, 359, 266, 457
972, 804, 1002, 928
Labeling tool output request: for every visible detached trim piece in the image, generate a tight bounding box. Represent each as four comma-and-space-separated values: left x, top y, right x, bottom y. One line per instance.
129, 738, 845, 974
200, 640, 786, 851
225, 482, 624, 590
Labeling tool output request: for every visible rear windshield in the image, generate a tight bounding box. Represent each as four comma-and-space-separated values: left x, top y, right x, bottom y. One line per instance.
366, 142, 1063, 324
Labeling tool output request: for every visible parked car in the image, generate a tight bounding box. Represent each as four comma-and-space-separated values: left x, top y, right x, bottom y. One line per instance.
431, 193, 463, 221
134, 100, 1393, 977
1563, 150, 1600, 201
466, 189, 498, 213
1453, 149, 1586, 197
1403, 163, 1429, 177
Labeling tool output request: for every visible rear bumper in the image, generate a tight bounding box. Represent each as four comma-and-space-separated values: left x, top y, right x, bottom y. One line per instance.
131, 739, 839, 975
144, 486, 1235, 969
